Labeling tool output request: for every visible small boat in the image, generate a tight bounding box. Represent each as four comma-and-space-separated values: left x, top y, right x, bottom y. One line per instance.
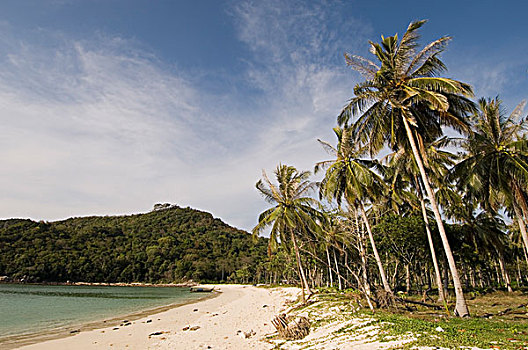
190, 286, 215, 292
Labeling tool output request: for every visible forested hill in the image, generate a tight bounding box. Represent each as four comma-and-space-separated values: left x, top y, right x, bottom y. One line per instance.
0, 204, 268, 284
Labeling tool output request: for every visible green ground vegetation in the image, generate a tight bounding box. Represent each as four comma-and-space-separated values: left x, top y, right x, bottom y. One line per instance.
272, 288, 528, 349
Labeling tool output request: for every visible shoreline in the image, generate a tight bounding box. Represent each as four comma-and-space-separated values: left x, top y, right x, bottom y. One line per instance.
0, 286, 217, 350
0, 281, 198, 287
13, 285, 300, 350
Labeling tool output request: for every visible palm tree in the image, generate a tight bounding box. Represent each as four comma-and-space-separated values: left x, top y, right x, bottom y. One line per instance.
339, 20, 475, 316
252, 164, 321, 302
452, 97, 528, 266
316, 127, 392, 293
384, 137, 457, 302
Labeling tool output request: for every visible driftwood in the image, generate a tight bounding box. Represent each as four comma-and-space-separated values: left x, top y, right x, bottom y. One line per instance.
271, 314, 310, 340
480, 304, 528, 318
396, 297, 443, 310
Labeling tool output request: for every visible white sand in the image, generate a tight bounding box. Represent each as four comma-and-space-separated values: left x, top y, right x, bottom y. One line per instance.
18, 285, 300, 350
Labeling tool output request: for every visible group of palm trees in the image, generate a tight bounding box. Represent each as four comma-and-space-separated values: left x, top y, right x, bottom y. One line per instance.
253, 20, 528, 318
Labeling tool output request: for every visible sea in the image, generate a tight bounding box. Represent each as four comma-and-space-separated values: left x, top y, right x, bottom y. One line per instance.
0, 283, 208, 347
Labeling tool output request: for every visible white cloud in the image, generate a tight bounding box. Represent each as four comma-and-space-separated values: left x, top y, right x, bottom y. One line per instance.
0, 2, 371, 231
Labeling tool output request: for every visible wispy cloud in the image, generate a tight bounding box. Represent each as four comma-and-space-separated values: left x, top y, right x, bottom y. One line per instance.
0, 2, 370, 231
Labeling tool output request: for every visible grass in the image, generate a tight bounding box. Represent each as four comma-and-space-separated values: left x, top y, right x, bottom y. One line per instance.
375, 290, 528, 349
377, 312, 528, 349
265, 287, 528, 349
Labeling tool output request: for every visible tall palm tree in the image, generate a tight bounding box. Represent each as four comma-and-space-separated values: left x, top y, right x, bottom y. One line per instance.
316, 127, 392, 293
252, 164, 321, 302
339, 20, 475, 316
384, 136, 457, 303
452, 97, 528, 265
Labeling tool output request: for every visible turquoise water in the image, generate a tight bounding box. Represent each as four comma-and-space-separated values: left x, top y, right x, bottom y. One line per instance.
0, 284, 206, 341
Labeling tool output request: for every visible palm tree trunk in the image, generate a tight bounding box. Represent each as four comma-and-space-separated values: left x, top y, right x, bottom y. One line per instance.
513, 203, 528, 267
418, 189, 446, 302
333, 249, 343, 290
392, 260, 399, 289
355, 209, 373, 301
402, 116, 469, 317
290, 228, 310, 303
359, 202, 392, 293
405, 264, 411, 293
497, 252, 512, 292
515, 261, 521, 287
326, 247, 334, 287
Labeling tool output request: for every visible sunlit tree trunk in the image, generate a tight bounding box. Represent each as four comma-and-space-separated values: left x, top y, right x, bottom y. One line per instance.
326, 247, 334, 288
497, 252, 512, 292
405, 264, 411, 293
290, 229, 310, 303
418, 187, 446, 302
359, 202, 392, 293
402, 116, 469, 317
333, 249, 342, 290
513, 203, 528, 267
355, 212, 373, 303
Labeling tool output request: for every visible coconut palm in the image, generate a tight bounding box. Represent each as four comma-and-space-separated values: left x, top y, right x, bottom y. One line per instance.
252, 164, 322, 302
384, 136, 458, 302
339, 20, 475, 316
452, 97, 528, 265
315, 126, 392, 293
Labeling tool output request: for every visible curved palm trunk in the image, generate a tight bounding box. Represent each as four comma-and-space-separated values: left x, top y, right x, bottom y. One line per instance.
333, 249, 343, 290
497, 251, 512, 292
354, 212, 375, 310
512, 203, 528, 267
290, 228, 310, 303
326, 247, 334, 287
402, 116, 469, 317
419, 194, 447, 302
359, 202, 392, 293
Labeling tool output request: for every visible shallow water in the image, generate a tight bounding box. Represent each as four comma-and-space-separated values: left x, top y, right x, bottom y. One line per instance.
0, 284, 204, 340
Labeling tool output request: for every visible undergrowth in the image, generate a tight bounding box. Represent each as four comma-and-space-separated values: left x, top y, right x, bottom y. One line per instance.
377, 311, 528, 349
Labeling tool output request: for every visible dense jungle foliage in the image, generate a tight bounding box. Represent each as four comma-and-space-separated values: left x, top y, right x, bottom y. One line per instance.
0, 204, 268, 283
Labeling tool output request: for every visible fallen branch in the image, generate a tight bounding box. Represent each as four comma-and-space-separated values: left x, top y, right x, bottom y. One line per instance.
395, 297, 443, 310
480, 304, 527, 318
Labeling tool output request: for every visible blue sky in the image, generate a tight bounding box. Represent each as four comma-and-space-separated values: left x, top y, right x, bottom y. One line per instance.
1, 0, 526, 231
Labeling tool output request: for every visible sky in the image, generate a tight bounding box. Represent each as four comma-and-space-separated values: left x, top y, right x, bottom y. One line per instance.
0, 0, 527, 231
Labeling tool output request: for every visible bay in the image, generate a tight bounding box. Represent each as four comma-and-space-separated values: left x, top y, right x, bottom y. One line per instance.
0, 284, 207, 345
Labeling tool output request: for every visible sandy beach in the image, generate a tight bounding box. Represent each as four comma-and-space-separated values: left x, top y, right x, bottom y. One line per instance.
16, 285, 300, 350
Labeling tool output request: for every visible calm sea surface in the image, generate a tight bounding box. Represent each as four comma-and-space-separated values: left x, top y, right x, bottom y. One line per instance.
0, 284, 206, 341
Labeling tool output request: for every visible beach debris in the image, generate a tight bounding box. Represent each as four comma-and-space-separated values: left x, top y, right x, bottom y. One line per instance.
271, 314, 310, 340
149, 331, 164, 337
182, 326, 190, 331
70, 329, 80, 334
435, 326, 445, 332
193, 308, 199, 312
113, 327, 120, 330
121, 322, 132, 326
146, 319, 152, 323
244, 329, 256, 338
189, 326, 201, 331
263, 304, 268, 308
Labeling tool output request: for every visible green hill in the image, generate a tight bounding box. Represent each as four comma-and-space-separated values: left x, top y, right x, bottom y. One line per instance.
0, 204, 268, 284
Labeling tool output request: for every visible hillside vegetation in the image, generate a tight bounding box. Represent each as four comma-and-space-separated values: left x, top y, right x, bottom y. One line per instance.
0, 204, 268, 284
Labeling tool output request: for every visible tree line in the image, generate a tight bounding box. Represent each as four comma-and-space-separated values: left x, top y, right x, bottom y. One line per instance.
0, 204, 268, 284
253, 20, 528, 317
